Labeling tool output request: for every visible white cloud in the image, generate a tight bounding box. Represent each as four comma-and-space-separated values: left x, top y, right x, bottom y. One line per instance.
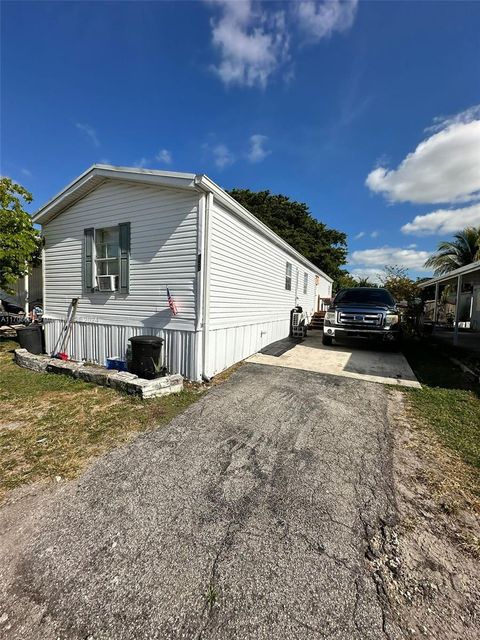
76, 122, 100, 147
402, 202, 480, 236
350, 246, 431, 271
156, 148, 172, 164
247, 134, 271, 163
295, 0, 358, 42
366, 108, 480, 204
354, 230, 378, 240
212, 143, 235, 169
21, 168, 32, 177
208, 0, 289, 88
426, 104, 480, 133
206, 0, 358, 88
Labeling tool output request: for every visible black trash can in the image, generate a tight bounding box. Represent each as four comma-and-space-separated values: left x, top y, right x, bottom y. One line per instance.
128, 335, 165, 379
17, 324, 44, 355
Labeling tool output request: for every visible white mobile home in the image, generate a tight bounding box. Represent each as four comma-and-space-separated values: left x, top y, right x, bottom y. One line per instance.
33, 165, 333, 380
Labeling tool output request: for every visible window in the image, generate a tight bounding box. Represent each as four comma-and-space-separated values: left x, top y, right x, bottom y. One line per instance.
95, 227, 120, 286
84, 223, 130, 294
285, 262, 292, 291
334, 288, 395, 306
303, 272, 308, 295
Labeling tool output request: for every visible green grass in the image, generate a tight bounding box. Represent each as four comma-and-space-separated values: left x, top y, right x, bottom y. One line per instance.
0, 339, 200, 500
402, 339, 480, 472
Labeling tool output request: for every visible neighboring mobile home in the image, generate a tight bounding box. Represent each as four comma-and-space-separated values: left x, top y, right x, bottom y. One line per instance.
0, 264, 43, 312
33, 165, 333, 380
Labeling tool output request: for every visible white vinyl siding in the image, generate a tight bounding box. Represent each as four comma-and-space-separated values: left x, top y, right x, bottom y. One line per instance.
43, 180, 198, 330
205, 200, 329, 376
208, 201, 321, 330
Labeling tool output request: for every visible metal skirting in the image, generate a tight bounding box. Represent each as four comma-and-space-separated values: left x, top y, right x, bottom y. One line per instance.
44, 318, 198, 380
206, 318, 290, 378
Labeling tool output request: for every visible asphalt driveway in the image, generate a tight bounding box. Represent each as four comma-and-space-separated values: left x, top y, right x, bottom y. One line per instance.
1, 363, 402, 639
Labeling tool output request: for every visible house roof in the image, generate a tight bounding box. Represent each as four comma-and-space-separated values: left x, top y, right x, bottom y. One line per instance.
418, 260, 480, 288
32, 164, 333, 282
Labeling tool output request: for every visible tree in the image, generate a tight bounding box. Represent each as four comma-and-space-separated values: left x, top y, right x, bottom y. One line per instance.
334, 272, 376, 292
356, 277, 375, 288
380, 265, 418, 303
424, 227, 480, 275
228, 189, 348, 280
335, 271, 361, 291
0, 177, 40, 294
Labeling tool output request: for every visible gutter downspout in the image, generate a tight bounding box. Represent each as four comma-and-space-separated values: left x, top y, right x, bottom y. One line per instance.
201, 192, 213, 381
194, 176, 213, 382
194, 193, 206, 380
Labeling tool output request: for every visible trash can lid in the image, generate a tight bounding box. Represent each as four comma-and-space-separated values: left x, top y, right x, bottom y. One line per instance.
129, 335, 164, 345
17, 324, 42, 332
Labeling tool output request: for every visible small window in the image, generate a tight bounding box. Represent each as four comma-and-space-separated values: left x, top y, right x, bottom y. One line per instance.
285, 262, 292, 291
95, 227, 119, 288
303, 272, 308, 295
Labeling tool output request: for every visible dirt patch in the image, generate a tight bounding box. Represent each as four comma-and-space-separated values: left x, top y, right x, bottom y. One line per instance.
378, 391, 480, 639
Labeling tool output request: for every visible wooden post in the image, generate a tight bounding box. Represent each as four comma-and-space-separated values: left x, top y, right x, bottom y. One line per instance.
433, 282, 439, 324
453, 274, 462, 346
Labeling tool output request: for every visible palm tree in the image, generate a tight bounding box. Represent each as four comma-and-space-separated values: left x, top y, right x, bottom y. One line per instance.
424, 227, 480, 275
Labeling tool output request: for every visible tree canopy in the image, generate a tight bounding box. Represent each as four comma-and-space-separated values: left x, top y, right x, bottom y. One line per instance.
228, 189, 347, 280
0, 177, 40, 294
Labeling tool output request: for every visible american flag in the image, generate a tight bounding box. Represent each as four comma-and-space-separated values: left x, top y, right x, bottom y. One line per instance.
166, 287, 178, 315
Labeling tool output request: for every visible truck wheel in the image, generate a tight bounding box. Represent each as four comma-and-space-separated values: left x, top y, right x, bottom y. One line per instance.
322, 334, 333, 346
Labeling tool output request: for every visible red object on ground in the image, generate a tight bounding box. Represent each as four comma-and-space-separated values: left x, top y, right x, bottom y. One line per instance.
57, 352, 69, 360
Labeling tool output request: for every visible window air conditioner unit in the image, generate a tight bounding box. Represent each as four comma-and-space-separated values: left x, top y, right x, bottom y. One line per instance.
96, 275, 117, 292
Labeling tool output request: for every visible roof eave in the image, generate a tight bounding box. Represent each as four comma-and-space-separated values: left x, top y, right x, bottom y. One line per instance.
418, 260, 480, 288
33, 165, 198, 226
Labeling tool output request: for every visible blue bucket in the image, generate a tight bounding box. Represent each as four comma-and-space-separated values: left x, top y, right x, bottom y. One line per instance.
106, 357, 127, 371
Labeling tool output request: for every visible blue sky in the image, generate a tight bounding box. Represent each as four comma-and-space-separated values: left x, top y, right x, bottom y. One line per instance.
2, 0, 480, 280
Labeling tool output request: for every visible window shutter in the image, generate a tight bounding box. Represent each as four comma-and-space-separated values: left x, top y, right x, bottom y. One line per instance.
83, 228, 95, 293
118, 222, 130, 294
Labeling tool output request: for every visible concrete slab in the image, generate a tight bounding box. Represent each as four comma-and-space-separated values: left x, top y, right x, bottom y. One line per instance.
248, 332, 421, 388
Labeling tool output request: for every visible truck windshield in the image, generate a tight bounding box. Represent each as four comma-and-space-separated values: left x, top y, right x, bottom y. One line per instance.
334, 288, 395, 306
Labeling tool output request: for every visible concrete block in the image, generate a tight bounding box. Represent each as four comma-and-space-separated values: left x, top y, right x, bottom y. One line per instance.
76, 366, 110, 385
46, 360, 83, 377
107, 371, 139, 394
14, 349, 184, 398
15, 349, 50, 373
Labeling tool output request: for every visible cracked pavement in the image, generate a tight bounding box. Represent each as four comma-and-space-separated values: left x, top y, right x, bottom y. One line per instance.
0, 362, 403, 639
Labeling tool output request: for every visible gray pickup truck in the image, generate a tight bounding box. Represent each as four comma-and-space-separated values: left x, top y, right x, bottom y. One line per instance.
322, 287, 402, 349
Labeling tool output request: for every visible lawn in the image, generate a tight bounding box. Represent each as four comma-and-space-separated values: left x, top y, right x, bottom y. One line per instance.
0, 340, 200, 502
402, 339, 480, 488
